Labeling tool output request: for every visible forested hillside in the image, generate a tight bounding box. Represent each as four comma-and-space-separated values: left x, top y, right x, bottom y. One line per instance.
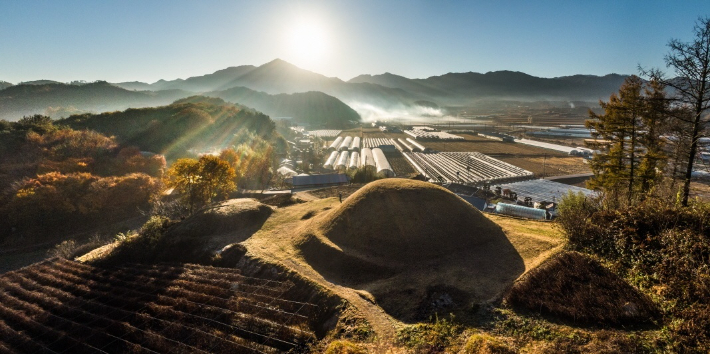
0, 115, 165, 244
60, 96, 278, 159
0, 81, 188, 121
207, 86, 360, 128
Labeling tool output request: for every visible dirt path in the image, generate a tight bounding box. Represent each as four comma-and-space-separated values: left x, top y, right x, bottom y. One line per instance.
292, 191, 319, 201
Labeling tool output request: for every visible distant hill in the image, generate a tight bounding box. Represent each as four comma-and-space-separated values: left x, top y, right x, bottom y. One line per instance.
114, 59, 424, 109
112, 59, 629, 116
4, 59, 631, 123
206, 86, 360, 128
18, 79, 64, 85
59, 97, 275, 158
1, 74, 362, 127
349, 70, 628, 103
0, 81, 12, 90
115, 65, 257, 92
0, 81, 188, 121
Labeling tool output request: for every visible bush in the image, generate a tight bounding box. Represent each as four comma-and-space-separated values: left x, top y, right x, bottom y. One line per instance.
556, 191, 600, 249
324, 340, 367, 354
461, 333, 515, 354
397, 315, 462, 352
98, 216, 172, 265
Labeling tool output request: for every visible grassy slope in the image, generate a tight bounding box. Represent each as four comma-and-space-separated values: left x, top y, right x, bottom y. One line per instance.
238, 193, 563, 346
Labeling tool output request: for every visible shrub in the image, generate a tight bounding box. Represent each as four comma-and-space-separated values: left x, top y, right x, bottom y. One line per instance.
556, 191, 600, 249
324, 340, 367, 354
397, 315, 462, 352
461, 333, 515, 354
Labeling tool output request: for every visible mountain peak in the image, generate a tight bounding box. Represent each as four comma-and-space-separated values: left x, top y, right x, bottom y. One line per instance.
262, 58, 295, 68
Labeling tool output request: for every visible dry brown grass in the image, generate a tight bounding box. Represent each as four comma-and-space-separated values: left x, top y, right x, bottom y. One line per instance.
225, 180, 566, 342
505, 251, 658, 325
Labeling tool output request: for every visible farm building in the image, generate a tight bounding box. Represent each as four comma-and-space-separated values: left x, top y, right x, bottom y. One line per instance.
398, 138, 416, 152
277, 166, 298, 177
328, 136, 344, 151
405, 138, 428, 152
372, 148, 394, 177
348, 152, 360, 170
335, 151, 350, 170
350, 137, 361, 151
495, 203, 548, 220
496, 179, 595, 204
363, 138, 397, 151
360, 148, 376, 170
479, 132, 515, 142
307, 129, 342, 138
338, 136, 353, 152
292, 174, 349, 189
404, 129, 464, 140
323, 151, 339, 170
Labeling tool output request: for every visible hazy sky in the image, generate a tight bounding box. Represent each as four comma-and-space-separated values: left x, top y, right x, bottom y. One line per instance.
2, 0, 709, 84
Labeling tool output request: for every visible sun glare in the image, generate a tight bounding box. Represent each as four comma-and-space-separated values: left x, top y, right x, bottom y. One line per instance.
286, 20, 329, 68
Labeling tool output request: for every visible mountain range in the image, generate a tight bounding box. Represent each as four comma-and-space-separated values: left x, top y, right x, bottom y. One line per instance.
0, 58, 630, 123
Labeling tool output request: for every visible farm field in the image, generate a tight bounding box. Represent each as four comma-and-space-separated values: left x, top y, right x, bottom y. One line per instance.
418, 136, 568, 156
385, 151, 417, 176
497, 156, 591, 177
0, 259, 319, 353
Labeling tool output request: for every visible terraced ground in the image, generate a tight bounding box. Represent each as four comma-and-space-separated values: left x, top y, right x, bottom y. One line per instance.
0, 259, 318, 353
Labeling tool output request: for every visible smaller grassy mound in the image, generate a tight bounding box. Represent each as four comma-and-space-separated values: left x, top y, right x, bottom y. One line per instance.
91, 198, 272, 264
505, 251, 658, 325
165, 198, 273, 244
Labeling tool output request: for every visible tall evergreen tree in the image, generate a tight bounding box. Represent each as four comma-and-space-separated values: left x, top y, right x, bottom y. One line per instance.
637, 79, 670, 191
586, 76, 670, 202
586, 76, 645, 201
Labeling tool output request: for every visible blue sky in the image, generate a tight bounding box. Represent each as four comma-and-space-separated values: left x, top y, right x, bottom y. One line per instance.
1, 0, 709, 83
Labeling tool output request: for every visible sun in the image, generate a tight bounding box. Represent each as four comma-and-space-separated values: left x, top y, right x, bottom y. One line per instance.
286, 20, 329, 68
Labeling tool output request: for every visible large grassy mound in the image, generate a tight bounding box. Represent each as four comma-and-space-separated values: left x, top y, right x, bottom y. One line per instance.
297, 179, 525, 321
505, 251, 658, 325
318, 179, 504, 262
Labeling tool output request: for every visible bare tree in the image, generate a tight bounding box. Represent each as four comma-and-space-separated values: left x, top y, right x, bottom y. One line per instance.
652, 17, 710, 206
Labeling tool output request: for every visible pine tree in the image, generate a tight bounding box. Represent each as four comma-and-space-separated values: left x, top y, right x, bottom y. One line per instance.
585, 76, 670, 202
586, 76, 645, 201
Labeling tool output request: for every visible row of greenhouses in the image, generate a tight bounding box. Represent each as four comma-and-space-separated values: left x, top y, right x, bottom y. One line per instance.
327, 136, 361, 152
403, 152, 533, 184
323, 148, 394, 176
